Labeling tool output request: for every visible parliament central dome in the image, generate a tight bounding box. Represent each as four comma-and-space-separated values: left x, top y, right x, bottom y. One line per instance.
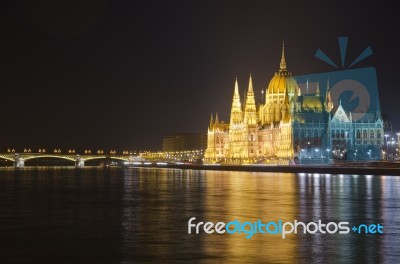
267, 42, 299, 95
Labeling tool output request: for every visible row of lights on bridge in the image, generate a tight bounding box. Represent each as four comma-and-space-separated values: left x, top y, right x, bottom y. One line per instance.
6, 149, 133, 155
5, 149, 203, 157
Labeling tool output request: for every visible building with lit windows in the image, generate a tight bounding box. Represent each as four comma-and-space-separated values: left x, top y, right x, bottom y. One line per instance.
204, 43, 384, 164
162, 133, 206, 152
328, 102, 384, 161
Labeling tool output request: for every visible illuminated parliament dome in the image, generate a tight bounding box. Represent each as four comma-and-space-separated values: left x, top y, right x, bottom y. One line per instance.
266, 42, 298, 95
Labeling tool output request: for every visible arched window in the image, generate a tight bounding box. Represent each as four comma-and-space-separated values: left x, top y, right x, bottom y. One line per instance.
341, 130, 345, 138
370, 131, 374, 139
357, 130, 361, 139
363, 130, 367, 139
336, 130, 340, 138
377, 130, 381, 139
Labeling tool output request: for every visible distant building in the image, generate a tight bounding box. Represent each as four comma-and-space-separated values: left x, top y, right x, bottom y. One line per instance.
162, 133, 206, 152
204, 43, 384, 164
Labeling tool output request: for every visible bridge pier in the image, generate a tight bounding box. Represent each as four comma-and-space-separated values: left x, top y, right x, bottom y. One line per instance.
14, 159, 25, 168
76, 159, 85, 168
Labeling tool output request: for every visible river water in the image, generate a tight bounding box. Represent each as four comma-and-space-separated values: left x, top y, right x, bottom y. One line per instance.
0, 167, 399, 263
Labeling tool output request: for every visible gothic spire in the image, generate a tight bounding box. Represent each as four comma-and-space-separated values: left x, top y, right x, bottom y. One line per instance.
306, 78, 309, 94
248, 73, 254, 94
244, 74, 257, 125
230, 76, 243, 125
233, 76, 240, 100
325, 82, 333, 113
280, 41, 287, 70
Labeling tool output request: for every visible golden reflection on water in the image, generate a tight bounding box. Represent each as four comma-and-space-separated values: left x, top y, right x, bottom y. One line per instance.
1, 167, 399, 263
201, 171, 298, 263
119, 168, 400, 264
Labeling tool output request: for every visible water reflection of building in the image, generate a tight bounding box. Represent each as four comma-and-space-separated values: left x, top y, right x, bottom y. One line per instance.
297, 174, 386, 263
203, 171, 298, 263
204, 43, 384, 164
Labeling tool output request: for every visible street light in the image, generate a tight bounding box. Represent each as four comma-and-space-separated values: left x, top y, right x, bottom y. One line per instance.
391, 140, 396, 161
300, 149, 304, 164
385, 134, 389, 160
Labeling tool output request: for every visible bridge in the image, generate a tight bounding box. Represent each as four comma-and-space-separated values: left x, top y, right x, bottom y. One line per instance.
0, 149, 204, 167
0, 153, 140, 167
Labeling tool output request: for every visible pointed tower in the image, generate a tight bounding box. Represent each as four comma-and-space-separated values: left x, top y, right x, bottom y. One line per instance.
280, 41, 287, 72
205, 113, 215, 160
325, 80, 333, 112
230, 77, 243, 125
244, 74, 259, 158
376, 98, 382, 120
316, 82, 320, 97
215, 112, 219, 124
244, 74, 257, 125
228, 77, 245, 159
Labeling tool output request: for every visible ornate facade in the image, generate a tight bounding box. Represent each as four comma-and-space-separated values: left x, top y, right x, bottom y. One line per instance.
204, 43, 383, 164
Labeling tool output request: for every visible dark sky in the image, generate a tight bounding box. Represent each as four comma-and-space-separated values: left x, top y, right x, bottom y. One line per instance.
1, 0, 399, 151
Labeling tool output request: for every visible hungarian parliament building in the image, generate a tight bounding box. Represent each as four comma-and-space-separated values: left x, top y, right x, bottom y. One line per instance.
204, 44, 384, 164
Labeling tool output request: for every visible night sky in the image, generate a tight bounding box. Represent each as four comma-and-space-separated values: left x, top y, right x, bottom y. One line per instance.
1, 0, 399, 151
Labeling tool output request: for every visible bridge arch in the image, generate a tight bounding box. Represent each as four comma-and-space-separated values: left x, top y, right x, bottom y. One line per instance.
82, 156, 132, 162
23, 155, 77, 162
0, 155, 15, 162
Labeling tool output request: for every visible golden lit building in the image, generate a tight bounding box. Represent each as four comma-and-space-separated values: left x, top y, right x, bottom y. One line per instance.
205, 42, 384, 164
205, 43, 298, 164
204, 43, 336, 164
